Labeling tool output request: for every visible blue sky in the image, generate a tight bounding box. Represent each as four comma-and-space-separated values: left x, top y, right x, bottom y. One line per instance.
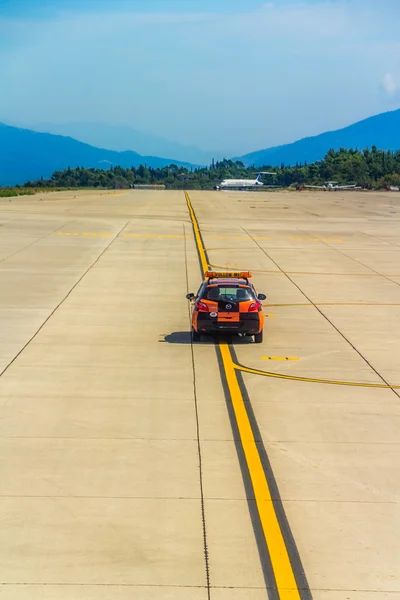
1, 0, 400, 154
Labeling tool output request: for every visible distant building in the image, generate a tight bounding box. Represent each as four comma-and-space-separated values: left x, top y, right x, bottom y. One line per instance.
133, 184, 166, 190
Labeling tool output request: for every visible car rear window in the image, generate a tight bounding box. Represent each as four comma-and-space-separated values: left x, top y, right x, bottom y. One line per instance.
205, 286, 254, 301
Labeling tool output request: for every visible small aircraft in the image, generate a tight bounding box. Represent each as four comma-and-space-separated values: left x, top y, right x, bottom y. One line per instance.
304, 181, 361, 192
214, 172, 277, 191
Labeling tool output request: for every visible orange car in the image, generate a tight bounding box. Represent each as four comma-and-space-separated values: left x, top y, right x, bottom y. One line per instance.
186, 271, 266, 342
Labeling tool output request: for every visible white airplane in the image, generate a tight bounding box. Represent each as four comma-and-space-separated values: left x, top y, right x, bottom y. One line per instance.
214, 172, 276, 191
304, 181, 361, 191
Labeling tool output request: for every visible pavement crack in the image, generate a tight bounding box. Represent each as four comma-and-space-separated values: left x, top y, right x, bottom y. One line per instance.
0, 219, 76, 264
0, 220, 131, 380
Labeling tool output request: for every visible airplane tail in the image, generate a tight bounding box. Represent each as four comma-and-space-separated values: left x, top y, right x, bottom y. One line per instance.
256, 173, 262, 183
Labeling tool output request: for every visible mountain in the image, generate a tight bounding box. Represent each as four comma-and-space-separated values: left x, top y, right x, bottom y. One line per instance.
0, 123, 196, 186
236, 109, 400, 167
11, 121, 219, 166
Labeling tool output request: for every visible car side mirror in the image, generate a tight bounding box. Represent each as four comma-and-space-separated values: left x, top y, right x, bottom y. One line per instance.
186, 293, 195, 300
257, 293, 266, 301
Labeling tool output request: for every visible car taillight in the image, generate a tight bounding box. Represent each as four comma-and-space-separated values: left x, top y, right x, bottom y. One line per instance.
196, 301, 209, 312
249, 301, 261, 312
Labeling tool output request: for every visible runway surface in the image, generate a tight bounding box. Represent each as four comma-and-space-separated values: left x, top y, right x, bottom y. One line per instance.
0, 188, 399, 599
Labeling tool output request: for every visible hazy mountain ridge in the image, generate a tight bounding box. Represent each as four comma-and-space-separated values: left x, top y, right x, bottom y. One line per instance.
236, 109, 400, 167
8, 121, 219, 166
2, 108, 400, 187
0, 123, 196, 186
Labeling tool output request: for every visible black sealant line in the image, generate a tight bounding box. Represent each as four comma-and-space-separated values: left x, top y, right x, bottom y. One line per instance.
215, 344, 280, 600
229, 345, 313, 600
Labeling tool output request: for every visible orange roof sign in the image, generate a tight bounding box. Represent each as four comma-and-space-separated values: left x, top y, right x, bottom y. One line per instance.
205, 271, 252, 279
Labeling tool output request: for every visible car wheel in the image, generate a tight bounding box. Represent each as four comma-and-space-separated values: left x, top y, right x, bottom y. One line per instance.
254, 330, 263, 344
192, 328, 201, 342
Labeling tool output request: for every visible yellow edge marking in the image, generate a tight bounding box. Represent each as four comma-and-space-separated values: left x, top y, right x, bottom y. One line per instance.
220, 343, 301, 599
185, 190, 301, 600
236, 362, 400, 389
262, 356, 299, 361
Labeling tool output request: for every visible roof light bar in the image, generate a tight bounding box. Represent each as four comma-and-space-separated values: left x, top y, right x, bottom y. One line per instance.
205, 271, 252, 279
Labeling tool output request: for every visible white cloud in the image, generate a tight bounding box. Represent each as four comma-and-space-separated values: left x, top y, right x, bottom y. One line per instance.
381, 72, 399, 97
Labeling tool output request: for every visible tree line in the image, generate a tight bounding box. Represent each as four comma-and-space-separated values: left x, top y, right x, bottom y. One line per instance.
22, 147, 400, 190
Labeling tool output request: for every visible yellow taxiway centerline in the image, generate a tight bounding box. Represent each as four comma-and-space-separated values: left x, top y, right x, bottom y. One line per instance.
219, 342, 302, 600
184, 190, 302, 600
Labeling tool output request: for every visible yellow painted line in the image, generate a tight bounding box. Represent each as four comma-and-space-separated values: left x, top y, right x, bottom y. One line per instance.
107, 190, 127, 196
290, 238, 343, 242
236, 361, 400, 389
268, 302, 400, 308
185, 190, 302, 599
205, 247, 246, 252
262, 356, 299, 361
122, 233, 189, 239
219, 343, 301, 599
207, 264, 397, 278
185, 191, 209, 273
56, 232, 113, 237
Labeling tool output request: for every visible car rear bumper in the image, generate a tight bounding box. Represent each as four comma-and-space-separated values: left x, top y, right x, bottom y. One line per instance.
195, 317, 261, 334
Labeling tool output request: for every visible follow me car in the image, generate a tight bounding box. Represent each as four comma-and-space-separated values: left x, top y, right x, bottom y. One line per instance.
186, 271, 266, 342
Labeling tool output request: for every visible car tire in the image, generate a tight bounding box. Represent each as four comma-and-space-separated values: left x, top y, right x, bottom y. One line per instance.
192, 329, 201, 342
254, 330, 263, 344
